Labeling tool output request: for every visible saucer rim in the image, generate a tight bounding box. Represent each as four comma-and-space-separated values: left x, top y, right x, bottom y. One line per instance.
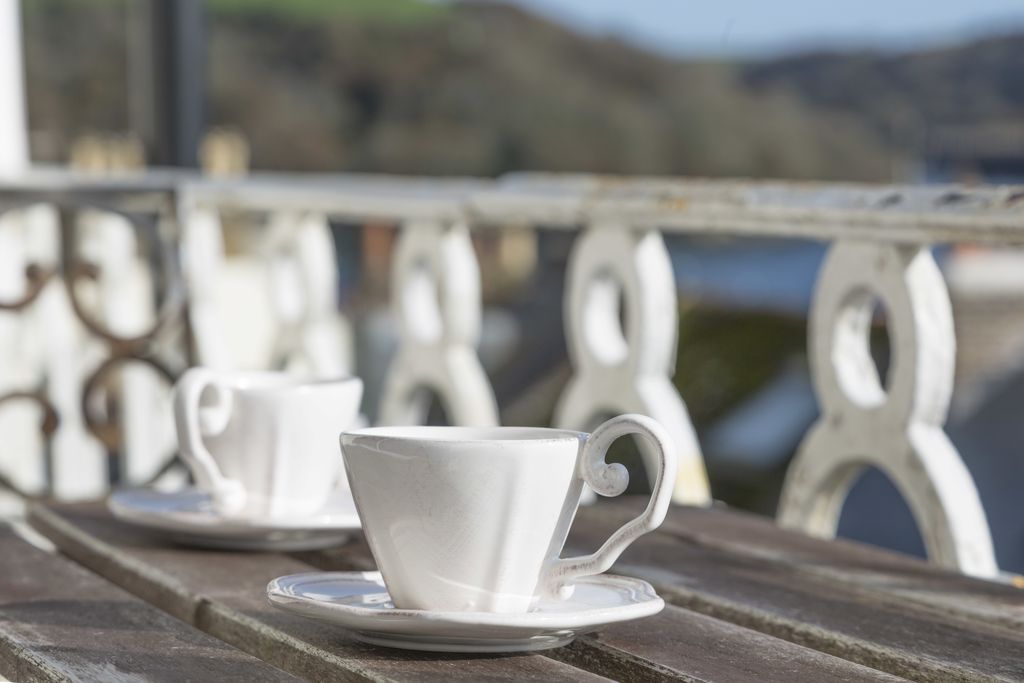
349, 630, 577, 653
108, 487, 362, 534
266, 570, 665, 630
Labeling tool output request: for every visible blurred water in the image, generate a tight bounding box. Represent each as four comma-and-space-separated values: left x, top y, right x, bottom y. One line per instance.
670, 237, 825, 315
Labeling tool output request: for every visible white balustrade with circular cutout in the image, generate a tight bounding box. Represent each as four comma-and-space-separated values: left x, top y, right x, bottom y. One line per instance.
379, 219, 498, 426
777, 240, 997, 577
554, 223, 710, 505
263, 211, 353, 377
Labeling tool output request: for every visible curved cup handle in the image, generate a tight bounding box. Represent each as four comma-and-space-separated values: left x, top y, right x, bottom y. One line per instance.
542, 414, 677, 598
172, 367, 245, 515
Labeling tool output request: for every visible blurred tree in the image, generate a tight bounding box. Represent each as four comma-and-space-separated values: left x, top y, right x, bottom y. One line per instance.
22, 0, 896, 180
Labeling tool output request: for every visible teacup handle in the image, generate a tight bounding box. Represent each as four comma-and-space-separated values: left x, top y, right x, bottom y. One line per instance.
542, 414, 677, 598
173, 367, 246, 514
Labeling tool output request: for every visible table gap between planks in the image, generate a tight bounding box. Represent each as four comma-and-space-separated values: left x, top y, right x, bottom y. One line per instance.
2, 497, 1020, 682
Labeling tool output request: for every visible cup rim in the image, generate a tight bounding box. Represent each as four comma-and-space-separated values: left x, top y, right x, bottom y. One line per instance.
341, 425, 585, 445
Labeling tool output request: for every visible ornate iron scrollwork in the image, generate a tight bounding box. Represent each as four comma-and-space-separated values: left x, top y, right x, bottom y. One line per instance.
59, 209, 186, 356
0, 263, 56, 311
0, 389, 59, 497
0, 202, 189, 495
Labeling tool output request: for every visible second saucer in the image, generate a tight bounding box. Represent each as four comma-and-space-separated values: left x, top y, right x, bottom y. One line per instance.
108, 488, 360, 551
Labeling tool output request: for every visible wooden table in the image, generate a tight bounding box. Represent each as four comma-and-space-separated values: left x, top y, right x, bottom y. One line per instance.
2, 499, 1023, 682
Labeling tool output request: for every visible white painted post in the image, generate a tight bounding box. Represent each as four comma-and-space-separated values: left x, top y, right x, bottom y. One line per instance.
0, 0, 29, 174
777, 240, 998, 577
554, 222, 711, 506
379, 219, 498, 426
0, 0, 33, 494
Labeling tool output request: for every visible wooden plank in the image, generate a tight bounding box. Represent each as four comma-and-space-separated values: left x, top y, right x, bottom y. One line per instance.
549, 608, 904, 683
296, 526, 903, 682
26, 503, 610, 683
565, 502, 1024, 683
583, 499, 1024, 631
0, 525, 300, 683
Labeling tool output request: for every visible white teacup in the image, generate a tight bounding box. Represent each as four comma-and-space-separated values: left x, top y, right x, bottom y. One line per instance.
173, 368, 363, 520
340, 414, 676, 613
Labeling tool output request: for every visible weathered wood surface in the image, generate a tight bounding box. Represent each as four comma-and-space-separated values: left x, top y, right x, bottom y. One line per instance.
293, 527, 902, 682
614, 499, 1024, 630
0, 525, 300, 683
29, 502, 908, 683
22, 499, 1024, 682
547, 608, 903, 683
26, 504, 606, 683
567, 501, 1024, 683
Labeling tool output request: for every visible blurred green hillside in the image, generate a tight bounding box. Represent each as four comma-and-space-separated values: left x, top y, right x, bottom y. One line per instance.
208, 0, 448, 23
22, 0, 1024, 181
744, 34, 1024, 158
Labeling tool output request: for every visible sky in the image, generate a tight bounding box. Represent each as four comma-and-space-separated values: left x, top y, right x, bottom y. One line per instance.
500, 0, 1024, 57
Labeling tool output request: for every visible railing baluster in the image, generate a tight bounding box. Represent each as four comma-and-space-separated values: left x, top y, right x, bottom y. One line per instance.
181, 205, 231, 369
777, 240, 998, 577
379, 219, 498, 426
263, 211, 353, 377
184, 207, 354, 377
555, 222, 710, 505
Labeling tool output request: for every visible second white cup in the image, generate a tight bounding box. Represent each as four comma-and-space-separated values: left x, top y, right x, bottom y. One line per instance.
174, 368, 363, 520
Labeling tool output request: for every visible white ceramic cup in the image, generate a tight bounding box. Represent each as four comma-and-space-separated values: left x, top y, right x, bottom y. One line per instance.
340, 414, 677, 613
173, 368, 363, 520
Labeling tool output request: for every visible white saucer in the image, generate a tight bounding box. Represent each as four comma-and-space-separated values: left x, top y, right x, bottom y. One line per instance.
266, 571, 664, 652
108, 488, 361, 551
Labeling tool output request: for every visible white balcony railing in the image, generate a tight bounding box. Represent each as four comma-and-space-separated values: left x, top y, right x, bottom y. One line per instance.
1, 169, 1022, 579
